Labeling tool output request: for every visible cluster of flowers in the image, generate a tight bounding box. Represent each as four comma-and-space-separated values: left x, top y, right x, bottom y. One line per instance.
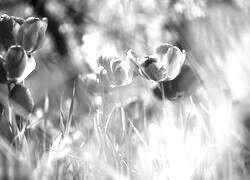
81, 44, 186, 97
0, 14, 47, 116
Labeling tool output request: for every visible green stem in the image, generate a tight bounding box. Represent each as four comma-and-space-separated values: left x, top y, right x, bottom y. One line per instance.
161, 82, 167, 120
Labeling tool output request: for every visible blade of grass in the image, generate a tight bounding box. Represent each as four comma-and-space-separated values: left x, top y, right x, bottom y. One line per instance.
128, 118, 148, 148
190, 96, 211, 139
65, 80, 76, 136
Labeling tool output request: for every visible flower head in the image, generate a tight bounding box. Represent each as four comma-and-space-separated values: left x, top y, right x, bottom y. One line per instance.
17, 17, 48, 53
127, 44, 186, 82
155, 44, 186, 81
98, 56, 133, 88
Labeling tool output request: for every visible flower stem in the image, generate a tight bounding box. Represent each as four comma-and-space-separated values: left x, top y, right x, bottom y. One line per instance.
161, 82, 166, 120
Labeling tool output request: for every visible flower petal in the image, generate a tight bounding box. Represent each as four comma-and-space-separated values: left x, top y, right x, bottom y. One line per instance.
126, 49, 140, 71
155, 43, 172, 60
164, 48, 186, 80
140, 61, 164, 81
16, 55, 36, 82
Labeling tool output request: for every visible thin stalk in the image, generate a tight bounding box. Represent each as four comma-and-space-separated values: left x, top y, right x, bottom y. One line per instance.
161, 82, 167, 119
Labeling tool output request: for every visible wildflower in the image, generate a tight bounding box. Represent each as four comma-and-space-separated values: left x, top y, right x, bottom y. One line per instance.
111, 58, 133, 86
4, 45, 27, 79
98, 56, 133, 88
9, 83, 34, 115
0, 14, 15, 50
127, 44, 186, 82
17, 17, 48, 53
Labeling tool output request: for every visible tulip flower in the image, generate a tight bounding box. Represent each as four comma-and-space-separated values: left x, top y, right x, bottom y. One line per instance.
98, 56, 133, 88
0, 14, 15, 50
111, 58, 133, 86
4, 45, 27, 79
127, 44, 186, 82
17, 17, 48, 53
155, 44, 186, 81
9, 83, 34, 116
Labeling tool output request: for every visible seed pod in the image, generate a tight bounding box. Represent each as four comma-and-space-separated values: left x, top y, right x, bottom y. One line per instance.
4, 45, 27, 79
17, 17, 48, 53
9, 83, 34, 116
0, 14, 15, 50
0, 56, 7, 83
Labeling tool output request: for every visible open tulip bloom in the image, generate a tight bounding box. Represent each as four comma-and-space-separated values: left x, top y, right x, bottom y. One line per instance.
127, 44, 186, 82
98, 56, 133, 88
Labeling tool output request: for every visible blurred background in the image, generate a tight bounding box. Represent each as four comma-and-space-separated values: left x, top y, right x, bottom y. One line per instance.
1, 0, 250, 180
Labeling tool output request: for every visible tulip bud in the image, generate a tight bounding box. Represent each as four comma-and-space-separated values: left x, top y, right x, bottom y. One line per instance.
17, 17, 48, 53
0, 14, 15, 50
4, 45, 27, 79
0, 56, 7, 83
9, 84, 34, 115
